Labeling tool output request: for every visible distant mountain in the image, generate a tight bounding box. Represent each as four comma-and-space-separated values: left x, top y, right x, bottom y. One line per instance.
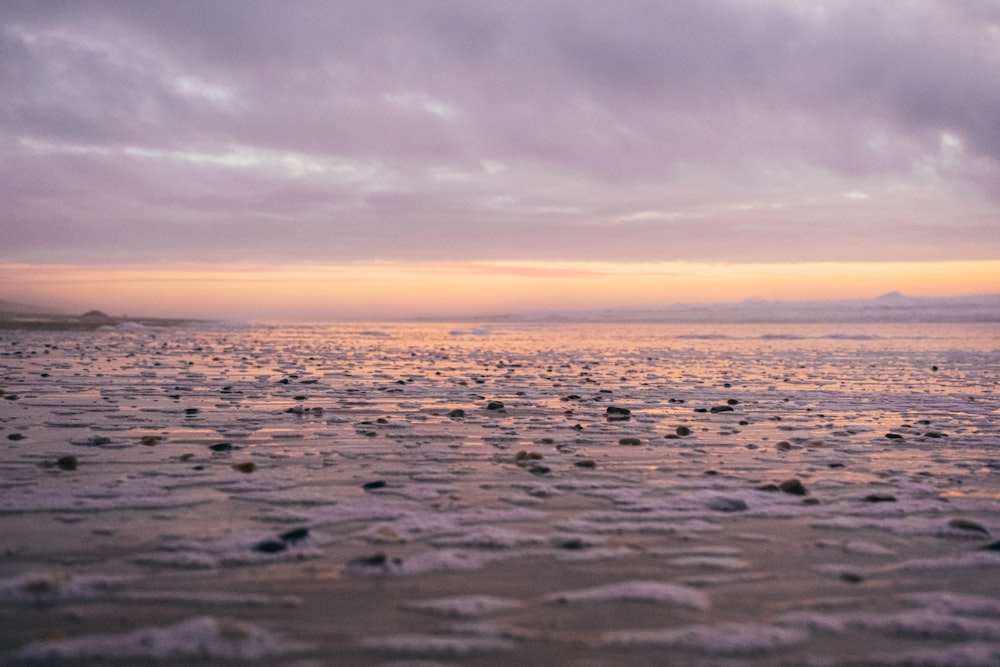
508, 293, 1000, 324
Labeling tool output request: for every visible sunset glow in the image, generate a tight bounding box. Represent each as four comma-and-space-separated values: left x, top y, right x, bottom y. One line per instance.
1, 2, 998, 320
3, 260, 997, 321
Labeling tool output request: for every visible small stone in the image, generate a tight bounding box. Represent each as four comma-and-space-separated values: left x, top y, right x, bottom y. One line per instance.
885, 433, 904, 440
574, 459, 596, 468
280, 527, 309, 543
446, 408, 465, 419
209, 442, 234, 452
233, 461, 256, 473
675, 426, 692, 437
184, 408, 200, 415
840, 572, 863, 583
556, 538, 586, 550
515, 450, 543, 462
726, 398, 739, 405
7, 433, 24, 441
529, 464, 551, 475
362, 480, 387, 490
606, 406, 631, 416
757, 483, 780, 492
775, 441, 793, 451
618, 437, 642, 446
140, 436, 160, 446
779, 478, 808, 495
863, 493, 897, 503
254, 540, 287, 554
982, 541, 1000, 551
709, 405, 735, 413
348, 552, 388, 567
948, 518, 989, 534
56, 455, 77, 471
923, 431, 947, 438
802, 497, 821, 505
486, 401, 505, 410
708, 497, 748, 512
179, 453, 194, 462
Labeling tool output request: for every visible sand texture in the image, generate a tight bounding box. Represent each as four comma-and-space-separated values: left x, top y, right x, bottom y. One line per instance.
1, 321, 998, 665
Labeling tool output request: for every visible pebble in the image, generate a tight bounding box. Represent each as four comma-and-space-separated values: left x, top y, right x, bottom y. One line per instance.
56, 455, 78, 471
279, 528, 309, 544
778, 478, 808, 495
140, 436, 161, 446
574, 459, 596, 468
233, 461, 256, 473
7, 432, 24, 441
708, 497, 748, 512
675, 426, 692, 437
885, 433, 904, 440
209, 442, 234, 452
362, 480, 387, 490
447, 409, 466, 419
618, 437, 642, 446
486, 401, 505, 411
948, 518, 989, 534
863, 493, 897, 502
709, 405, 735, 413
254, 539, 287, 553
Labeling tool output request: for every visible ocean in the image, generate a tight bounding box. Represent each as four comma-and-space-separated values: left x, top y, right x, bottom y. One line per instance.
1, 321, 998, 664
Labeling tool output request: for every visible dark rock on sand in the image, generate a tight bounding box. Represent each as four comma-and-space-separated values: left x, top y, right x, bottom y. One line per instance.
209, 442, 234, 452
233, 461, 256, 473
574, 459, 596, 468
447, 408, 466, 419
710, 405, 735, 413
362, 480, 387, 490
280, 528, 310, 544
708, 497, 748, 512
948, 518, 989, 534
676, 426, 692, 436
863, 493, 897, 502
885, 433, 904, 440
254, 540, 287, 554
56, 455, 78, 471
486, 401, 505, 410
529, 464, 551, 475
779, 478, 808, 495
618, 437, 642, 446
7, 433, 24, 440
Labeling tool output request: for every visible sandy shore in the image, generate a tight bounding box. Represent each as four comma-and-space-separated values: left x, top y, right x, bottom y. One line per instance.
1, 322, 998, 665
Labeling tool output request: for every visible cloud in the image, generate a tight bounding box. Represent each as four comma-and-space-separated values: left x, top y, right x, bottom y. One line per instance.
1, 0, 997, 267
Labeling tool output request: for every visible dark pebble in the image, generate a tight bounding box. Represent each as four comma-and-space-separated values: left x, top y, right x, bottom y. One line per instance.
694, 408, 708, 413
618, 437, 642, 446
184, 408, 199, 415
7, 433, 25, 441
675, 426, 692, 437
726, 398, 739, 405
779, 478, 808, 495
556, 538, 586, 550
280, 527, 309, 543
349, 552, 387, 567
56, 455, 78, 471
863, 493, 897, 503
982, 541, 1000, 551
447, 409, 466, 419
757, 483, 780, 492
948, 518, 989, 534
709, 405, 734, 413
575, 459, 596, 468
362, 480, 387, 490
140, 436, 160, 446
233, 461, 255, 473
885, 433, 904, 440
254, 540, 287, 554
209, 442, 233, 452
486, 401, 505, 410
606, 406, 631, 415
708, 497, 748, 512
529, 464, 551, 475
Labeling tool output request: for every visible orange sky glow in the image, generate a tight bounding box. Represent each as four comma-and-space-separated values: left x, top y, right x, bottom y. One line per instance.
2, 260, 997, 321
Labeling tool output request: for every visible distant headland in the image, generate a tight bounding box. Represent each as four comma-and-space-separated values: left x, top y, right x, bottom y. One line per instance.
0, 302, 204, 331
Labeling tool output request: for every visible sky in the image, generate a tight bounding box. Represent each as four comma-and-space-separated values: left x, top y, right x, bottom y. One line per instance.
1, 0, 998, 320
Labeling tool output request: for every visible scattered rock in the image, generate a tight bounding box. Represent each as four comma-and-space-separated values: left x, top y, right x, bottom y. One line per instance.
279, 528, 309, 544
140, 436, 161, 446
184, 408, 200, 415
233, 461, 256, 473
56, 455, 78, 471
982, 541, 1000, 551
254, 539, 287, 554
486, 401, 505, 411
779, 478, 808, 496
757, 483, 780, 492
362, 480, 387, 490
528, 464, 551, 475
948, 518, 989, 535
863, 493, 897, 503
7, 432, 24, 441
708, 497, 748, 512
515, 450, 543, 462
775, 441, 793, 451
885, 433, 904, 440
574, 459, 596, 468
618, 437, 642, 446
447, 408, 466, 419
710, 405, 735, 413
675, 426, 692, 437
209, 442, 234, 452
606, 406, 631, 416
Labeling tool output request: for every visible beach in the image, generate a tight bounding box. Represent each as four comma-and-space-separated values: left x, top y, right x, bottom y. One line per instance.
1, 321, 998, 665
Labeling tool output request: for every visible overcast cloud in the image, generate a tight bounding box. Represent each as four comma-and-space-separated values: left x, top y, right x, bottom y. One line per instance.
2, 0, 998, 265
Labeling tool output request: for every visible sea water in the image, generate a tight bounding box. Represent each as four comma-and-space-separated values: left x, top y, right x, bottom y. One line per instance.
1, 322, 998, 664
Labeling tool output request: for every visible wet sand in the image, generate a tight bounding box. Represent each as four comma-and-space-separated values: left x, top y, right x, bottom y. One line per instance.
1, 322, 998, 665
